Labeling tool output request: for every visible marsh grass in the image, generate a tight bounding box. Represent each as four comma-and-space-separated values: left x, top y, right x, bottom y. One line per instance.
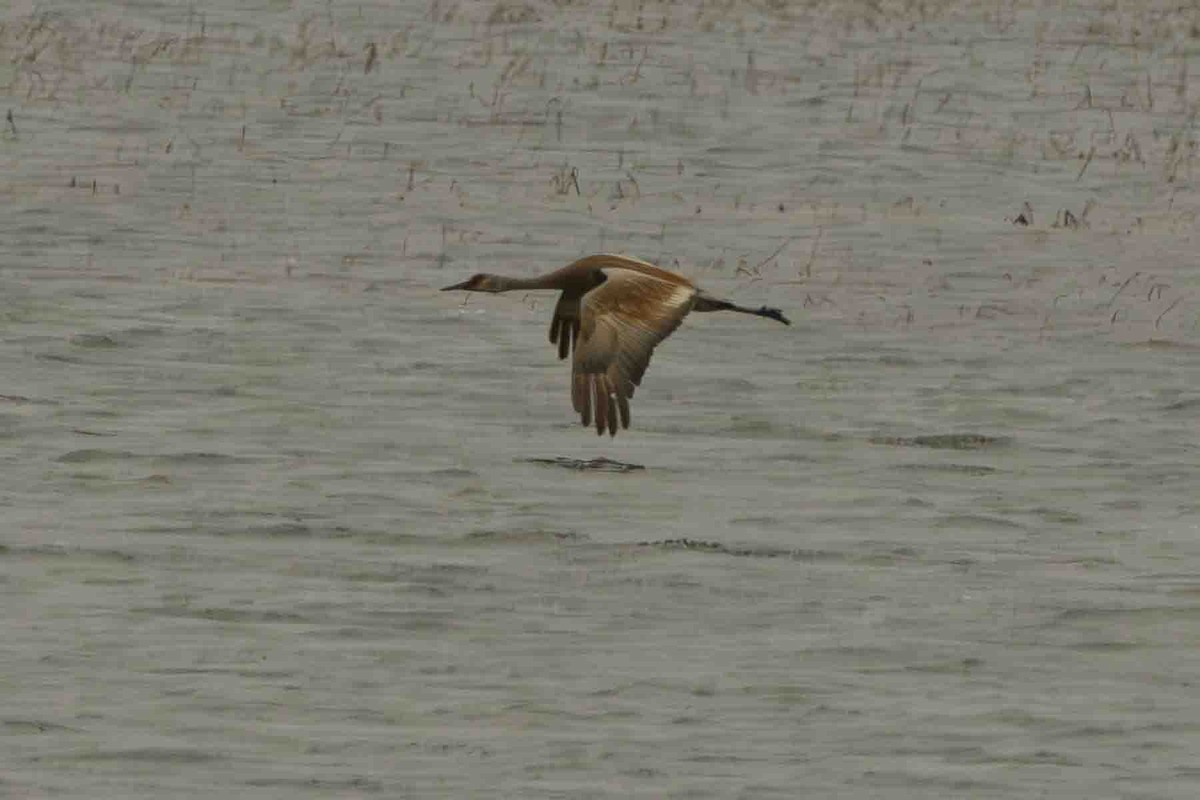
2, 1, 1199, 340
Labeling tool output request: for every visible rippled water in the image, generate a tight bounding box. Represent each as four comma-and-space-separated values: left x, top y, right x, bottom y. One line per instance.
3, 1, 1200, 797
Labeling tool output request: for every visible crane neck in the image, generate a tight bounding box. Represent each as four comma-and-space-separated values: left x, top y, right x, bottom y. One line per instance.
491, 273, 562, 292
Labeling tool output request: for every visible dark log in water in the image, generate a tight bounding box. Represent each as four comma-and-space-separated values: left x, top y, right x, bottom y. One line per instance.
517, 456, 645, 472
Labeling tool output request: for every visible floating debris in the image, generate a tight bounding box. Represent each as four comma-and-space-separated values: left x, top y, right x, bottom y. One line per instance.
868, 433, 1008, 450
1163, 397, 1200, 411
69, 333, 118, 348
634, 538, 825, 561
464, 529, 582, 544
518, 456, 645, 472
637, 538, 784, 557
896, 463, 997, 476
634, 538, 917, 565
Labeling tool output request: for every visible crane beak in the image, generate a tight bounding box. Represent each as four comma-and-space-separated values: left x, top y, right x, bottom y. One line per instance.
441, 279, 472, 291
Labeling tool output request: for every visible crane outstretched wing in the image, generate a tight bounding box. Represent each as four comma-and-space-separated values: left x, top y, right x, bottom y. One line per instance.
571, 268, 696, 436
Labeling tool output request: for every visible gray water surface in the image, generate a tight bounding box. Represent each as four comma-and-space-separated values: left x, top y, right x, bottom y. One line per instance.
3, 1, 1200, 797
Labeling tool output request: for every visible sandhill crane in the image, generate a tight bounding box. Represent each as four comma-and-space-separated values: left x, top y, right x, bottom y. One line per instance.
442, 253, 790, 437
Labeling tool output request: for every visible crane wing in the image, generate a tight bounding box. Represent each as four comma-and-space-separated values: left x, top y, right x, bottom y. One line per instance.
547, 292, 580, 360
571, 268, 696, 436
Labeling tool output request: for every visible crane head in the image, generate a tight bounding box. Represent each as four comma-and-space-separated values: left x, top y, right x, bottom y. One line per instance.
442, 274, 500, 293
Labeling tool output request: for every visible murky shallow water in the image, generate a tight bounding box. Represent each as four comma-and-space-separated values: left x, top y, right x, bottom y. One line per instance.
3, 1, 1200, 797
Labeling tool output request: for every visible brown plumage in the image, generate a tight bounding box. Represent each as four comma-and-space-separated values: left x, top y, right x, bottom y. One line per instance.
442, 253, 790, 436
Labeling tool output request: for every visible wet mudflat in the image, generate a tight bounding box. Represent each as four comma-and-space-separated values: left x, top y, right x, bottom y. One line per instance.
2, 1, 1200, 797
